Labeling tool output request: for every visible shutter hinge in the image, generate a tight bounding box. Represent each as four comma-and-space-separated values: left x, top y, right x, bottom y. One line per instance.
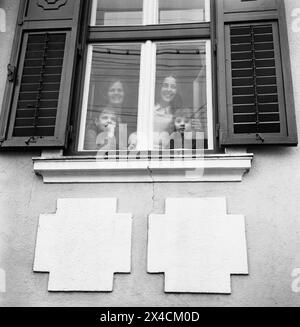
68, 125, 74, 142
25, 136, 38, 146
213, 39, 217, 55
256, 133, 265, 143
216, 123, 220, 139
77, 44, 83, 58
7, 64, 17, 83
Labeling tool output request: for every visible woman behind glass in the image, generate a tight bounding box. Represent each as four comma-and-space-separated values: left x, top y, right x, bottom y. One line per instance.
153, 75, 182, 149
84, 79, 125, 151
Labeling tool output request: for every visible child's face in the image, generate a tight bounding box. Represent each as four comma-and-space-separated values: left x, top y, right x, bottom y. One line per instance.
174, 116, 192, 133
96, 111, 117, 131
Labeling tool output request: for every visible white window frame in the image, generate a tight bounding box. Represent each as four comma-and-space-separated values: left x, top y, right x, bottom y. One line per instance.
90, 0, 211, 26
78, 39, 214, 152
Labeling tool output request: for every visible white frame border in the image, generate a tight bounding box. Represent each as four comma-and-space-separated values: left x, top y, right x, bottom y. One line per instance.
78, 45, 93, 151
33, 149, 253, 183
90, 0, 211, 26
206, 40, 214, 150
78, 39, 214, 152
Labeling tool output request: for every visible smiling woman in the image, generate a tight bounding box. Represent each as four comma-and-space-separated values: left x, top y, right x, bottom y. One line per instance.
107, 80, 125, 107
152, 75, 180, 150
154, 75, 180, 133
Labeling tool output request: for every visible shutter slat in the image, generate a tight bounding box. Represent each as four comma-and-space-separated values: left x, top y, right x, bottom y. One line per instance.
234, 113, 280, 123
13, 127, 55, 137
23, 67, 63, 75
16, 108, 57, 118
14, 117, 57, 127
17, 100, 58, 109
27, 42, 66, 52
20, 83, 60, 92
21, 75, 62, 84
25, 50, 65, 59
18, 92, 60, 101
24, 59, 64, 67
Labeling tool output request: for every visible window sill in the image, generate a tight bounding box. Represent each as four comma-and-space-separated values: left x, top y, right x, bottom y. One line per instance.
33, 149, 253, 183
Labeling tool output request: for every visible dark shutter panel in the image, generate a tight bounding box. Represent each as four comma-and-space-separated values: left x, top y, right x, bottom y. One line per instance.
229, 22, 283, 137
217, 0, 298, 146
0, 0, 82, 148
13, 33, 66, 138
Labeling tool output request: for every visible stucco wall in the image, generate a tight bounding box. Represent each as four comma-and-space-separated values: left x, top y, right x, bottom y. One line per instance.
0, 0, 300, 307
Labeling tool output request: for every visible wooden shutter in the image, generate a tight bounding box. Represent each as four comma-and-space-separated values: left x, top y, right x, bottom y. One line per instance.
217, 0, 298, 146
0, 0, 82, 148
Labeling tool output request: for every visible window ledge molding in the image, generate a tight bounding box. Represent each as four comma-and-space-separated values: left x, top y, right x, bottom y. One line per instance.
33, 150, 253, 183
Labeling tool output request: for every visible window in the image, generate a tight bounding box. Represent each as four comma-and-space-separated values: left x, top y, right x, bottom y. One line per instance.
77, 0, 213, 154
0, 0, 297, 152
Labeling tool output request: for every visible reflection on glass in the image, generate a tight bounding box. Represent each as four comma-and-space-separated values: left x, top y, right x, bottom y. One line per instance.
159, 0, 208, 24
94, 0, 143, 26
154, 41, 208, 150
83, 44, 141, 151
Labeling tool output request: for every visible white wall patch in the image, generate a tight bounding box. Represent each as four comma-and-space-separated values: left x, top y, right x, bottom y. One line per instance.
34, 198, 132, 292
0, 8, 6, 33
148, 198, 248, 294
0, 268, 6, 293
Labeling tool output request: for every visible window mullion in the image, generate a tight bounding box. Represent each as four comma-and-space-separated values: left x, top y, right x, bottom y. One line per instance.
206, 40, 214, 150
78, 45, 93, 151
143, 0, 158, 25
152, 0, 159, 25
137, 41, 155, 151
205, 0, 211, 22
147, 42, 157, 150
90, 0, 97, 26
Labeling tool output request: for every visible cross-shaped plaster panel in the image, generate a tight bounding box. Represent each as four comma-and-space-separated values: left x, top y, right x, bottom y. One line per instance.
34, 198, 132, 292
148, 198, 248, 294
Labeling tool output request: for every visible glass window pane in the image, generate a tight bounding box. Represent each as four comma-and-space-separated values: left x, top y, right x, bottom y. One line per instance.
158, 0, 209, 24
82, 44, 141, 151
154, 41, 209, 150
93, 0, 143, 26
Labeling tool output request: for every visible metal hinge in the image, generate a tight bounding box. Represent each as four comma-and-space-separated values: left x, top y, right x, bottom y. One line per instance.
256, 133, 265, 143
68, 125, 74, 142
77, 44, 83, 58
25, 136, 38, 146
213, 39, 217, 55
216, 123, 220, 139
7, 64, 17, 83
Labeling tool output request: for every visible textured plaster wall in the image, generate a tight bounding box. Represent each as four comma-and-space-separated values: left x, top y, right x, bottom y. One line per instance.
0, 0, 300, 307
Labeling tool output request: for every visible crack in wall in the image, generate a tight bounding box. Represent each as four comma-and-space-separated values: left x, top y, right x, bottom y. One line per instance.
147, 166, 156, 215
